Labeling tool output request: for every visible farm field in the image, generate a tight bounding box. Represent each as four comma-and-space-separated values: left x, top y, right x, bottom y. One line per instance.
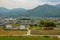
0, 36, 59, 40
0, 29, 27, 36
31, 27, 60, 35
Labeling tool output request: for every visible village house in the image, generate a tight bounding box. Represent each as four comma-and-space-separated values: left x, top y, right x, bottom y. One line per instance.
32, 19, 39, 25
5, 24, 26, 30
5, 25, 12, 29
19, 25, 26, 30
4, 18, 17, 24
19, 18, 32, 25
4, 18, 39, 30
18, 18, 39, 25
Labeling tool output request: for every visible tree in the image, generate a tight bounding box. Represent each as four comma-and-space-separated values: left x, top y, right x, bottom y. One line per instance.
30, 24, 33, 27
44, 21, 56, 27
39, 20, 56, 27
39, 20, 45, 27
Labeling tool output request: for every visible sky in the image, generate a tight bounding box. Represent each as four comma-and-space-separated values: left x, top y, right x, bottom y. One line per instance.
0, 0, 60, 9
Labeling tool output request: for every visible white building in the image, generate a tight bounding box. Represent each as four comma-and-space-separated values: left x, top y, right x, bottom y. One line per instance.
5, 18, 17, 24
19, 25, 26, 30
5, 25, 12, 29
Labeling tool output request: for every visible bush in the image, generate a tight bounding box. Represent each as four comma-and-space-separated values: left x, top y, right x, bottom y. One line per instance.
43, 36, 50, 38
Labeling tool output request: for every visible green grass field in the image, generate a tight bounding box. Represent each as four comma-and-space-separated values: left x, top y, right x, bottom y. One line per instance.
0, 36, 59, 40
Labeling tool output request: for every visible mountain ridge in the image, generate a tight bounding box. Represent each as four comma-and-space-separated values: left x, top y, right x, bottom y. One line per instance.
0, 4, 60, 17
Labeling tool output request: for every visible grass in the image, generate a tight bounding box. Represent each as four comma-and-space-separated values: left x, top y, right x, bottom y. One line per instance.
54, 28, 60, 30
12, 23, 21, 27
31, 27, 60, 30
31, 27, 44, 30
0, 26, 4, 28
0, 36, 59, 40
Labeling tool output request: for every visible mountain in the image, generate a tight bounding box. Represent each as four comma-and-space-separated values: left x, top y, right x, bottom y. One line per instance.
27, 4, 60, 17
12, 8, 26, 11
0, 7, 10, 17
3, 8, 27, 17
0, 7, 27, 17
0, 7, 10, 13
55, 4, 60, 8
0, 4, 60, 17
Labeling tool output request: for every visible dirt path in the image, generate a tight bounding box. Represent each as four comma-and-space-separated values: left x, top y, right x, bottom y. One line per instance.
26, 28, 31, 35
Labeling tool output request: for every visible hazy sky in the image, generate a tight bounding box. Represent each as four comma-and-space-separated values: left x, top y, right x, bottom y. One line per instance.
0, 0, 60, 9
